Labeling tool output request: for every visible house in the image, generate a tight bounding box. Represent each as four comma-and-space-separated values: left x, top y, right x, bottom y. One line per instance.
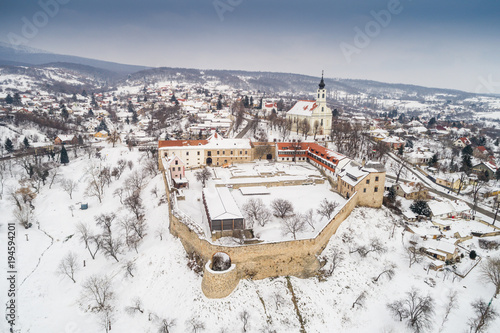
381, 136, 405, 150
54, 134, 77, 145
406, 149, 434, 165
472, 161, 497, 180
337, 160, 386, 208
94, 130, 108, 138
453, 137, 471, 148
393, 182, 428, 200
427, 199, 471, 219
435, 175, 462, 190
473, 146, 489, 160
421, 239, 458, 262
166, 155, 188, 189
286, 74, 332, 136
202, 186, 245, 232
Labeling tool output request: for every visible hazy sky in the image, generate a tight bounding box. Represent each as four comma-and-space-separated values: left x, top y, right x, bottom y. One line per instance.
1, 0, 500, 93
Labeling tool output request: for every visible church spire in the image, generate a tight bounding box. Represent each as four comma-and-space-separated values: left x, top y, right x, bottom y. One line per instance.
318, 70, 325, 89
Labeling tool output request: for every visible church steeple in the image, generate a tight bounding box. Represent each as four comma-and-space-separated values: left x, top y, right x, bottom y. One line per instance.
318, 70, 325, 89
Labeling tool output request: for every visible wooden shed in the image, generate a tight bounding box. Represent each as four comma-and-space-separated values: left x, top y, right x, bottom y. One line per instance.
202, 187, 245, 232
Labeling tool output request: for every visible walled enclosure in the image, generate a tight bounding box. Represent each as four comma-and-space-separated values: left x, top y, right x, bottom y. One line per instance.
160, 157, 359, 298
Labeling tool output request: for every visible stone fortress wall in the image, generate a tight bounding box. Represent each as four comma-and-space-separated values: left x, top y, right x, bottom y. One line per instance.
160, 158, 360, 298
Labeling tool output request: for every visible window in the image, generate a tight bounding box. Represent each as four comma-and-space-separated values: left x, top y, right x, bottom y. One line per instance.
175, 160, 178, 165
322, 93, 325, 98
178, 167, 181, 171
363, 188, 366, 193
217, 151, 220, 155
366, 179, 370, 184
321, 119, 323, 126
208, 151, 211, 156
375, 176, 379, 181
375, 187, 378, 192
222, 151, 225, 155
245, 151, 248, 155
322, 107, 324, 112
230, 151, 233, 155
318, 93, 320, 98
240, 151, 242, 155
186, 152, 189, 156
197, 151, 200, 156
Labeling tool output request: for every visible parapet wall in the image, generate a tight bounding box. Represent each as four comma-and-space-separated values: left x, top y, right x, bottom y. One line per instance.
160, 159, 359, 297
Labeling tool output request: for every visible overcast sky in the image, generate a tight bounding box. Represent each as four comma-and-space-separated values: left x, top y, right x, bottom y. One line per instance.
1, 0, 500, 93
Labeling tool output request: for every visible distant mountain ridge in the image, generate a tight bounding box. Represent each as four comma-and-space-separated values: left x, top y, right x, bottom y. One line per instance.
0, 42, 482, 99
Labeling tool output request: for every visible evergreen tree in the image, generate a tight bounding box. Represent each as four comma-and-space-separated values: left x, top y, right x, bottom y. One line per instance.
249, 96, 254, 108
132, 111, 138, 124
387, 187, 397, 203
428, 153, 438, 167
243, 96, 249, 108
91, 94, 97, 107
60, 145, 69, 165
277, 98, 284, 111
410, 200, 431, 217
397, 145, 404, 156
88, 108, 94, 117
332, 108, 339, 118
258, 98, 262, 109
125, 116, 130, 125
61, 104, 69, 119
5, 138, 14, 153
428, 117, 436, 127
461, 154, 472, 174
82, 89, 88, 97
23, 137, 30, 149
78, 135, 84, 145
96, 119, 109, 133
462, 145, 473, 156
13, 92, 22, 106
72, 93, 77, 102
5, 94, 13, 104
170, 93, 177, 103
128, 101, 135, 113
217, 96, 222, 110
496, 168, 500, 181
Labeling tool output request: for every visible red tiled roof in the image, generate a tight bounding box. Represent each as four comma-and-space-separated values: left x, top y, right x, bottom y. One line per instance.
158, 140, 208, 148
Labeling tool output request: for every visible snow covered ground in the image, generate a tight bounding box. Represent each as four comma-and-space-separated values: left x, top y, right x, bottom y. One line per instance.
1, 143, 500, 333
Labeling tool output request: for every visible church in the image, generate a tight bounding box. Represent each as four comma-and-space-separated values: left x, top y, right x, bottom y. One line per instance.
286, 73, 333, 135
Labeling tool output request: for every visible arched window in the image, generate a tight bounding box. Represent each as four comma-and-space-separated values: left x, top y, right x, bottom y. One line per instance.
322, 93, 325, 98
318, 93, 320, 98
321, 119, 323, 126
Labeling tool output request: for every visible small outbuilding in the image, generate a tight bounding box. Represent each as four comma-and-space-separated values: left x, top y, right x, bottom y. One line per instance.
202, 186, 245, 232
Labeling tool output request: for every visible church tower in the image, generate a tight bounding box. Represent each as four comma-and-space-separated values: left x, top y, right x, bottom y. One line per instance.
314, 71, 327, 115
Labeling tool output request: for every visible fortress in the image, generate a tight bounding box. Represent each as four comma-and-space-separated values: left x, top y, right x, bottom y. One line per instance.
158, 136, 385, 298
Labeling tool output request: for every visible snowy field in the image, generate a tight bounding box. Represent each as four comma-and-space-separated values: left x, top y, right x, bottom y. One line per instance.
1, 144, 500, 332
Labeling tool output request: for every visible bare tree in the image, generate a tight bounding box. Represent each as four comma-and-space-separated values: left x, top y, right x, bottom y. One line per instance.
281, 214, 306, 239
243, 198, 271, 227
440, 290, 457, 329
125, 297, 144, 315
352, 291, 367, 309
99, 306, 114, 333
313, 120, 320, 140
240, 310, 250, 332
195, 167, 211, 187
187, 317, 205, 333
467, 299, 498, 333
158, 318, 176, 333
122, 216, 146, 253
58, 252, 79, 283
47, 167, 60, 189
125, 169, 145, 193
471, 179, 486, 215
76, 222, 101, 259
317, 198, 339, 220
373, 262, 396, 282
106, 130, 121, 147
124, 260, 136, 278
304, 208, 315, 231
299, 118, 311, 139
85, 163, 106, 203
124, 190, 145, 220
406, 241, 424, 268
144, 158, 159, 177
390, 158, 408, 183
61, 178, 78, 199
480, 256, 500, 297
97, 213, 122, 262
350, 238, 387, 258
322, 247, 344, 277
271, 198, 294, 219
156, 225, 167, 241
387, 288, 435, 333
80, 274, 114, 312
13, 203, 35, 228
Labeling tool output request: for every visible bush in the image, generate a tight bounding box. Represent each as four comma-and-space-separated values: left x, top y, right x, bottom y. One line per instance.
410, 200, 431, 217
469, 250, 477, 260
212, 252, 231, 271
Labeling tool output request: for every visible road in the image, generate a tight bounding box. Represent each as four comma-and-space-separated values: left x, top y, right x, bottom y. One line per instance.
385, 152, 496, 220
235, 118, 255, 139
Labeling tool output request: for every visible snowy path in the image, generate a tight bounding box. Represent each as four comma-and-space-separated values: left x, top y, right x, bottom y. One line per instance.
19, 227, 54, 287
